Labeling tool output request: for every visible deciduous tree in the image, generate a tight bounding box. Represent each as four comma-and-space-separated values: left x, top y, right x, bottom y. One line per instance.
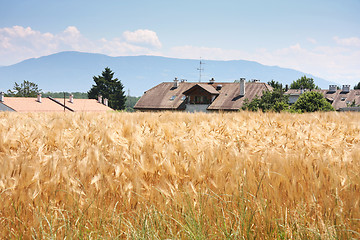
290, 76, 318, 89
267, 80, 283, 91
291, 91, 334, 112
7, 80, 42, 97
242, 89, 289, 112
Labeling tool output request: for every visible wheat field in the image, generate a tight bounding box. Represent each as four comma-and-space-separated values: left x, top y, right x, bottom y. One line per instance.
0, 111, 359, 239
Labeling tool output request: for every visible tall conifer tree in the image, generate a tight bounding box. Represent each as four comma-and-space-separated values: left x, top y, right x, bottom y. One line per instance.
88, 67, 126, 110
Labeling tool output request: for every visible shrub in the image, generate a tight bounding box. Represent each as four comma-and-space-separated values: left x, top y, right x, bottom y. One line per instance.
242, 90, 289, 112
291, 91, 334, 112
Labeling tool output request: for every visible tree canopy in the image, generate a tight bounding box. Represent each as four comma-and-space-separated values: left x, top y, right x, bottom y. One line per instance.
354, 82, 360, 90
291, 91, 334, 112
42, 92, 88, 99
290, 76, 318, 90
125, 96, 141, 112
6, 80, 42, 97
242, 89, 289, 112
267, 80, 283, 91
88, 67, 126, 110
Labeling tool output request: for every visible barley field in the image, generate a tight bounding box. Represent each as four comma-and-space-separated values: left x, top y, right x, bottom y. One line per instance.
0, 111, 359, 239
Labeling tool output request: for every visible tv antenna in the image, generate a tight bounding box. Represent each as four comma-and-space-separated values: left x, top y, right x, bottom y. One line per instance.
197, 57, 205, 82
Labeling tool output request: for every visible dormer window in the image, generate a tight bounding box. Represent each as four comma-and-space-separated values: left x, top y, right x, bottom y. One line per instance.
182, 83, 219, 105
170, 95, 176, 101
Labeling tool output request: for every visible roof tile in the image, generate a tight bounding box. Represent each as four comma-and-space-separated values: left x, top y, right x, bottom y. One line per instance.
53, 98, 113, 112
2, 97, 71, 112
134, 81, 272, 111
1, 97, 114, 112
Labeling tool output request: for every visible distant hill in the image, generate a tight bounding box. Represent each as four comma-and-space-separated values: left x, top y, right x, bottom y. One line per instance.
0, 51, 337, 97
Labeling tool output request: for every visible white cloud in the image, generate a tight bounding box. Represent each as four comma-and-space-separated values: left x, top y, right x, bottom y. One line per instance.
98, 38, 162, 57
0, 26, 359, 86
334, 36, 360, 47
1, 26, 37, 38
123, 29, 162, 48
0, 26, 56, 64
307, 38, 317, 44
168, 45, 247, 60
249, 43, 360, 85
0, 26, 163, 65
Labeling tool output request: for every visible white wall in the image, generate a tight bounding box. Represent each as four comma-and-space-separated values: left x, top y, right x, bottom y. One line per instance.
288, 95, 299, 104
185, 104, 209, 113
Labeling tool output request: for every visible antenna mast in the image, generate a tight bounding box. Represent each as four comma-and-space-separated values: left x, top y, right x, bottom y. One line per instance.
197, 57, 205, 82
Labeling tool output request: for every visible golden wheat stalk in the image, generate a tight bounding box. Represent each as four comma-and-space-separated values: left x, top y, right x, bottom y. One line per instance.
0, 111, 359, 238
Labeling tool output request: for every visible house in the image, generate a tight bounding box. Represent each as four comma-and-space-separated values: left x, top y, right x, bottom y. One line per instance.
285, 85, 360, 111
134, 78, 273, 112
0, 93, 113, 112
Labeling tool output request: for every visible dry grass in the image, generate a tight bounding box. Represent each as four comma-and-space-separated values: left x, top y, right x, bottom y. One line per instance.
0, 111, 359, 239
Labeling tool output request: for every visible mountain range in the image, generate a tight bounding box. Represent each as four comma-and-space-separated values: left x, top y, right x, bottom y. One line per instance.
0, 51, 337, 97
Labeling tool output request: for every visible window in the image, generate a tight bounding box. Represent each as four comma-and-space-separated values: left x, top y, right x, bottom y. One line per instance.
181, 96, 186, 101
201, 96, 209, 104
192, 96, 210, 104
169, 95, 176, 101
194, 96, 200, 103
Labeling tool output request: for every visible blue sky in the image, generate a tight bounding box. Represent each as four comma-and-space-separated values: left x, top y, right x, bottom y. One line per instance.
1, 0, 359, 85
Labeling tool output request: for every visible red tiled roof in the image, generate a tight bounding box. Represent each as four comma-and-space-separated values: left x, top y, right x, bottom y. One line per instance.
1, 97, 113, 112
53, 98, 113, 112
1, 97, 71, 112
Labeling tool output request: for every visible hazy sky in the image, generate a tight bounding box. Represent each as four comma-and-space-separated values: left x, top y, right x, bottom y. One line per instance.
1, 0, 359, 85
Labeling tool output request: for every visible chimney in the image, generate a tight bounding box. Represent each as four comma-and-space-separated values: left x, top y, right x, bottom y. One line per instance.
0, 92, 4, 102
37, 94, 42, 103
209, 78, 215, 84
104, 98, 108, 106
173, 77, 179, 88
98, 95, 102, 103
299, 85, 305, 94
69, 94, 74, 103
240, 78, 246, 96
329, 85, 337, 92
342, 85, 350, 93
